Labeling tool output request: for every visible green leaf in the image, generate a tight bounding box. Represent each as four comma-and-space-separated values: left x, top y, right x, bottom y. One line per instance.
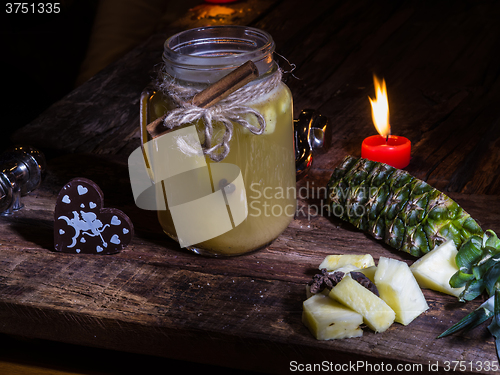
459, 278, 485, 302
439, 305, 493, 338
439, 295, 495, 338
484, 263, 500, 297
456, 236, 483, 272
484, 246, 500, 256
484, 230, 500, 250
473, 253, 500, 281
449, 270, 475, 288
487, 290, 500, 361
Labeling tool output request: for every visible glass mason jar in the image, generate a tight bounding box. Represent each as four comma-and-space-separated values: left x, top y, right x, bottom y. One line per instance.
139, 26, 296, 256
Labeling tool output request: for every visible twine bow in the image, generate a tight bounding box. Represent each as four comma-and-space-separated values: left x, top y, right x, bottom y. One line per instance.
156, 68, 283, 162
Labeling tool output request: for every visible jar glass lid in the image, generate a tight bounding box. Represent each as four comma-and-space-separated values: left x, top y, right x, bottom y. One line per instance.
162, 26, 276, 83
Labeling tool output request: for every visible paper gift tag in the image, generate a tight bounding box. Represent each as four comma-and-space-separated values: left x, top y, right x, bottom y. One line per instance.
54, 177, 133, 254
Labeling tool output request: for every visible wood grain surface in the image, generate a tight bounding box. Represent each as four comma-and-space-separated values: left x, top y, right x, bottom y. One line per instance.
3, 0, 500, 374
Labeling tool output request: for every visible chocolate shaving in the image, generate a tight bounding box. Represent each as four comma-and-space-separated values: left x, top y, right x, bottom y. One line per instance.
350, 271, 379, 296
308, 269, 380, 296
309, 268, 344, 294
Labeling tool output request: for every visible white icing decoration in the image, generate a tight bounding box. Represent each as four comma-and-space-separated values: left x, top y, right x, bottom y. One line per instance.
111, 216, 121, 225
62, 195, 71, 204
80, 203, 85, 208
76, 249, 81, 253
123, 228, 129, 234
90, 202, 97, 209
58, 210, 110, 248
77, 185, 88, 195
96, 245, 103, 252
110, 234, 120, 244
81, 237, 86, 243
59, 229, 65, 235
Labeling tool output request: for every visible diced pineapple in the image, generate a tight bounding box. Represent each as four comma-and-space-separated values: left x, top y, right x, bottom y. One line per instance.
334, 264, 360, 274
319, 254, 375, 271
374, 257, 429, 325
302, 294, 364, 340
329, 274, 395, 333
409, 240, 465, 297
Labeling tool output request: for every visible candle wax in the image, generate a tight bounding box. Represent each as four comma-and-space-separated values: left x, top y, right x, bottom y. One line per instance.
361, 135, 411, 169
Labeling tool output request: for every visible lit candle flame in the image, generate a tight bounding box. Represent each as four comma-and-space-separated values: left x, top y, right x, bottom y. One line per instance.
368, 75, 390, 139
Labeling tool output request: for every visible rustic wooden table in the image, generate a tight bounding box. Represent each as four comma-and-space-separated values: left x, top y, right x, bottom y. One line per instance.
2, 0, 500, 374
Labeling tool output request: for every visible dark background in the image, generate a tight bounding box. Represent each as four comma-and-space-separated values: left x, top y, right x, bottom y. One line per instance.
1, 1, 99, 152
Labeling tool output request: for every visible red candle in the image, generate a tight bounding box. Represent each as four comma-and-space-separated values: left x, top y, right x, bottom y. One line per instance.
361, 135, 411, 169
362, 74, 411, 169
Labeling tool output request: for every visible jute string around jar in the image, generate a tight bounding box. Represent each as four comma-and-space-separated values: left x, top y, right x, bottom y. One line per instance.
156, 67, 283, 162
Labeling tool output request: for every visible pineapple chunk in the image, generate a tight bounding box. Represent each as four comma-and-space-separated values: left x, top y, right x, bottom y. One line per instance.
333, 264, 360, 274
319, 254, 375, 271
302, 294, 363, 340
374, 257, 429, 325
329, 274, 395, 333
409, 240, 465, 297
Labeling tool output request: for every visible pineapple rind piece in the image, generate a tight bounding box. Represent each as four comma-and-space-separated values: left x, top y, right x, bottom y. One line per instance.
302, 294, 363, 340
410, 240, 464, 297
329, 274, 395, 333
374, 257, 429, 325
326, 155, 484, 257
319, 254, 375, 271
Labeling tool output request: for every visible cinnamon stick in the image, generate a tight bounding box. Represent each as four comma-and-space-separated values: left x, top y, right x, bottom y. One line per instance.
146, 60, 259, 139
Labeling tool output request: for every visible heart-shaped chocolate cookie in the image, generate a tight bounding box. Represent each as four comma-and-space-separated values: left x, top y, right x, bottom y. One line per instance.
54, 178, 134, 254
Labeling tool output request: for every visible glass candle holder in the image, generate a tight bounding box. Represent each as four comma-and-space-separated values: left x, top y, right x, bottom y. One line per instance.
139, 26, 296, 256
